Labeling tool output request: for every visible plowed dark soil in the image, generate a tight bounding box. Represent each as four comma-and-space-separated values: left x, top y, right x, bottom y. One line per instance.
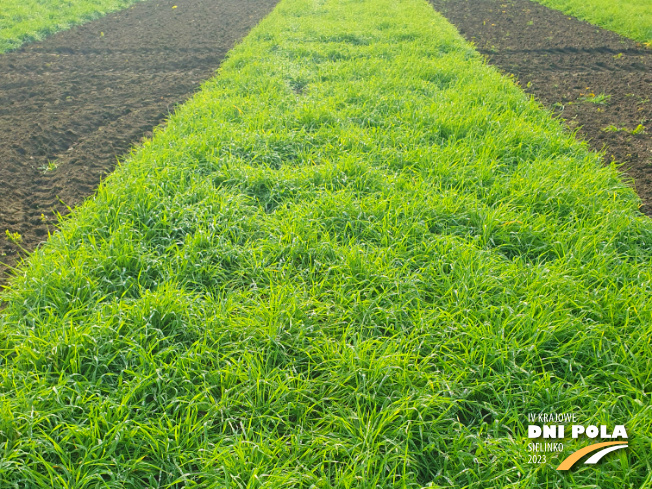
429, 0, 652, 216
0, 0, 278, 287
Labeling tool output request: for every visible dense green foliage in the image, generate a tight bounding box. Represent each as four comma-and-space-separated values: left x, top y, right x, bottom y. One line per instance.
1, 0, 650, 486
0, 0, 144, 53
533, 0, 652, 43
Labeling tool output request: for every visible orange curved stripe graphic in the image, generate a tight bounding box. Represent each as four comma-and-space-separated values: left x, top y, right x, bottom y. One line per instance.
557, 441, 628, 470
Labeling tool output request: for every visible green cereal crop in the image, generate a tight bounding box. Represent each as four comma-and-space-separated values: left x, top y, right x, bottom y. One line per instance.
1, 0, 650, 486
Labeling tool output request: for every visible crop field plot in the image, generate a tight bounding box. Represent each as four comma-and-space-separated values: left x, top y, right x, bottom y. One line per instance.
0, 0, 651, 487
430, 0, 652, 216
0, 0, 146, 54
532, 0, 652, 44
0, 0, 279, 283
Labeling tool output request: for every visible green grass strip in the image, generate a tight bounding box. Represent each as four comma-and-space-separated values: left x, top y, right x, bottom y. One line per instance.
0, 0, 145, 53
1, 0, 651, 486
532, 0, 652, 44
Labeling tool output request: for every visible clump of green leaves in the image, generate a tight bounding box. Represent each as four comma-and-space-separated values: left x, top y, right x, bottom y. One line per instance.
603, 123, 647, 134
38, 160, 58, 173
632, 123, 646, 134
579, 92, 611, 104
603, 124, 626, 132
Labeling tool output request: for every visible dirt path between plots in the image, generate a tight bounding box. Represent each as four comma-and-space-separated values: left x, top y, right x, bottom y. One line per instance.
429, 0, 652, 216
0, 0, 278, 287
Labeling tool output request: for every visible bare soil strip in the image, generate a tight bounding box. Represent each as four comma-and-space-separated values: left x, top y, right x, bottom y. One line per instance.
0, 0, 279, 286
429, 0, 652, 216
